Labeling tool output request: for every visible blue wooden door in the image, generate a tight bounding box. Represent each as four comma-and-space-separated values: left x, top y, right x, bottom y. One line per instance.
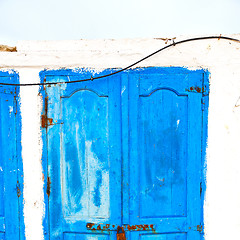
0, 72, 23, 240
43, 68, 208, 240
125, 69, 208, 240
42, 71, 122, 240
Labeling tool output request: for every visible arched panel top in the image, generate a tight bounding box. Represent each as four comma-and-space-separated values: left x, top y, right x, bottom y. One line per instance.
137, 71, 206, 96
61, 88, 108, 99
140, 87, 188, 97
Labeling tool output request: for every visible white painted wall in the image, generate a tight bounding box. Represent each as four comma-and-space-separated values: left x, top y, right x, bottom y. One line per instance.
0, 34, 240, 240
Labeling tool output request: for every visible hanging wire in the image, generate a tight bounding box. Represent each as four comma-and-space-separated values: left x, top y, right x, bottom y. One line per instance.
0, 35, 239, 87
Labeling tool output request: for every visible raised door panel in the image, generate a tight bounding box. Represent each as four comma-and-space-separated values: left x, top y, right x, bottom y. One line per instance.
61, 91, 110, 219
139, 89, 187, 218
138, 233, 186, 240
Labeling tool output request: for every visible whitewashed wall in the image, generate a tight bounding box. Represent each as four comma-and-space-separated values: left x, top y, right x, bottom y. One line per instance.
0, 35, 240, 240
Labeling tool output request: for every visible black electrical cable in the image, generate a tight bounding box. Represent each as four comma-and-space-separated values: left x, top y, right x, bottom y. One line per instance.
0, 35, 239, 87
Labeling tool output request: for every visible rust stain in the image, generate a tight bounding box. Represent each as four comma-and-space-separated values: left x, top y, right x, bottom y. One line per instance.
186, 86, 205, 93
41, 115, 53, 128
195, 87, 201, 93
86, 223, 95, 229
16, 180, 21, 198
197, 225, 203, 233
144, 224, 149, 230
46, 176, 51, 197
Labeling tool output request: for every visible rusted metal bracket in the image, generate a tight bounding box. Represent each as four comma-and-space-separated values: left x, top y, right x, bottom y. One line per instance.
41, 96, 63, 128
41, 114, 53, 128
186, 86, 205, 93
41, 96, 51, 129
86, 223, 155, 232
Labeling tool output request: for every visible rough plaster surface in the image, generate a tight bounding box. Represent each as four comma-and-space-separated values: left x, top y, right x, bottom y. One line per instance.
18, 69, 44, 240
0, 34, 240, 239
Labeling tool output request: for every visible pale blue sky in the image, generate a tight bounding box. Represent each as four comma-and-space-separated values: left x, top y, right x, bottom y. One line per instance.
0, 0, 239, 45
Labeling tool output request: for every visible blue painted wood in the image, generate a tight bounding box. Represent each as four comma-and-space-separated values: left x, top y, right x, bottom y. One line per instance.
63, 233, 110, 240
127, 70, 206, 240
0, 72, 23, 240
41, 67, 208, 240
42, 71, 122, 240
137, 233, 186, 240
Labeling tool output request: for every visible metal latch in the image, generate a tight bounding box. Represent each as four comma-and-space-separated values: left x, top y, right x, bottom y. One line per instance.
117, 226, 126, 240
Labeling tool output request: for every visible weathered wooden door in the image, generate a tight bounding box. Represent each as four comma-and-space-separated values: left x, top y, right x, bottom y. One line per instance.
42, 71, 122, 240
42, 68, 208, 240
126, 70, 207, 240
0, 72, 23, 240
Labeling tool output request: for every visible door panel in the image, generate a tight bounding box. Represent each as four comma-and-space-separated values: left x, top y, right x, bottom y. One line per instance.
63, 233, 110, 240
44, 73, 121, 240
139, 233, 186, 240
43, 68, 207, 240
61, 90, 110, 219
138, 89, 187, 218
127, 72, 204, 240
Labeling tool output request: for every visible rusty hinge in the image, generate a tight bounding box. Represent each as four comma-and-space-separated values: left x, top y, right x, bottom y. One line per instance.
16, 180, 21, 198
41, 114, 53, 128
47, 177, 51, 197
41, 96, 63, 128
42, 96, 52, 129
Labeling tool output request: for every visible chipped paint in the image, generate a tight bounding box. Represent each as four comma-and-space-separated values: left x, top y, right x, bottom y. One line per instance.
186, 86, 205, 93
